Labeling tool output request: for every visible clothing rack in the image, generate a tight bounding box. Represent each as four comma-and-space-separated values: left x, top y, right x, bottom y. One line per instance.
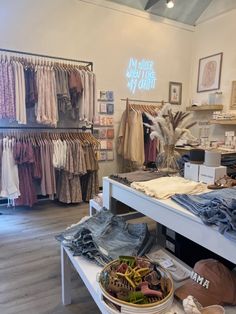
121, 98, 167, 104
124, 98, 164, 120
0, 48, 95, 130
0, 126, 93, 132
0, 47, 93, 71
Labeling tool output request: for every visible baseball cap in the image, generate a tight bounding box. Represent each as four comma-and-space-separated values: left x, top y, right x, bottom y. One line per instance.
175, 259, 236, 307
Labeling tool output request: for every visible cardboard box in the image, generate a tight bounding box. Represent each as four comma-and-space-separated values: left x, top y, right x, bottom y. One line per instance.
199, 165, 227, 184
184, 162, 200, 182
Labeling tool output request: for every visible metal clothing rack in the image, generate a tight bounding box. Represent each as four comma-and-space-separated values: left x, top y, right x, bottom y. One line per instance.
0, 126, 93, 132
121, 98, 168, 104
0, 47, 93, 71
0, 48, 94, 133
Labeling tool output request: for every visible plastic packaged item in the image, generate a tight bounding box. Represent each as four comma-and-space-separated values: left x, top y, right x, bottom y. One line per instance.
146, 248, 191, 282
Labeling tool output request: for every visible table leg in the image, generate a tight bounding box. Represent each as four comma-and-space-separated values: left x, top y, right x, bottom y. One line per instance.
61, 246, 72, 305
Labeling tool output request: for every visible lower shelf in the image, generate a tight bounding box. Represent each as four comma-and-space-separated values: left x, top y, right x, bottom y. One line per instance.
63, 246, 236, 314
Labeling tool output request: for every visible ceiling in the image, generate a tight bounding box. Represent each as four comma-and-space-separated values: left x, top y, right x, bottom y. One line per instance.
107, 0, 236, 26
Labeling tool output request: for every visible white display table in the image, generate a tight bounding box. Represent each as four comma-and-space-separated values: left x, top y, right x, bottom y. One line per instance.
61, 245, 184, 313
103, 177, 236, 264
61, 246, 235, 313
60, 177, 236, 313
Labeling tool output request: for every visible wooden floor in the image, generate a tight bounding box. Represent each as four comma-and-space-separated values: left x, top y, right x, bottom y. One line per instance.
0, 201, 101, 314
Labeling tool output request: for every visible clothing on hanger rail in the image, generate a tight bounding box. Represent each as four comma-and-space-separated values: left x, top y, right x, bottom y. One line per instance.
0, 131, 99, 207
117, 98, 163, 170
0, 49, 97, 126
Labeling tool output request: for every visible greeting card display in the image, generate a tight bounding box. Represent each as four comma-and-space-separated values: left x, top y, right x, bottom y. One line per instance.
99, 129, 107, 139
98, 151, 107, 161
107, 140, 113, 150
100, 102, 107, 113
107, 128, 114, 139
93, 129, 99, 139
107, 103, 114, 114
100, 140, 107, 150
106, 116, 113, 126
107, 151, 114, 161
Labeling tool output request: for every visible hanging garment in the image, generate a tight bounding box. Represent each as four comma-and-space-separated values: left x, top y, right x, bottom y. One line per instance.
57, 140, 87, 204
127, 111, 145, 165
24, 66, 38, 108
0, 60, 16, 120
69, 69, 83, 119
13, 61, 27, 124
55, 67, 71, 113
14, 141, 37, 207
143, 113, 158, 163
1, 138, 20, 201
35, 66, 58, 127
40, 139, 56, 198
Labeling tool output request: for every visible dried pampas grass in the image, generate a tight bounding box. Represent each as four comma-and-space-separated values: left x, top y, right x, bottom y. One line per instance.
145, 103, 196, 146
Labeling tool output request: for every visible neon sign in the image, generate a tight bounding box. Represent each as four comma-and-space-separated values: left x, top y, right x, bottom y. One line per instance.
126, 58, 157, 94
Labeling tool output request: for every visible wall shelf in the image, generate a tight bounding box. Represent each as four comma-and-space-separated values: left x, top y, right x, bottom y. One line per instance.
186, 104, 223, 111
209, 119, 236, 125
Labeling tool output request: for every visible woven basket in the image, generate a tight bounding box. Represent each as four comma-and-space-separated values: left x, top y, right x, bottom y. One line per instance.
98, 259, 174, 314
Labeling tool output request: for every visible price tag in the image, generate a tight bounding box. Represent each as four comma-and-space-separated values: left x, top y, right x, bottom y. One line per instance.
159, 259, 174, 268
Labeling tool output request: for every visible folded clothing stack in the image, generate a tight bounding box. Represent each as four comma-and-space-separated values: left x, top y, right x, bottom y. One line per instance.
56, 208, 154, 266
131, 176, 208, 199
110, 170, 165, 186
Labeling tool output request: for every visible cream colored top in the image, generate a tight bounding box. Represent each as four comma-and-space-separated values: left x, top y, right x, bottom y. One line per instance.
131, 176, 208, 199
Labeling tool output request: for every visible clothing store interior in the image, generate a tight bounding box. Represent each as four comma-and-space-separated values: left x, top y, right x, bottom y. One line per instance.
1, 0, 236, 313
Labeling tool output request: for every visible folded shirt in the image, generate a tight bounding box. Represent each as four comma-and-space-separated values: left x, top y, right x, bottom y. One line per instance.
131, 176, 208, 199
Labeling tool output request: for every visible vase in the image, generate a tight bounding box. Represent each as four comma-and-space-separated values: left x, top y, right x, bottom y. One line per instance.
157, 144, 181, 174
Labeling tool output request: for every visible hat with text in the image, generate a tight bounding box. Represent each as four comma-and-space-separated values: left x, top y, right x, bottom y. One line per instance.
175, 259, 236, 307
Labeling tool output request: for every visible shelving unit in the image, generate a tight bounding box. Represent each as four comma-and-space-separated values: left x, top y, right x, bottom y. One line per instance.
186, 104, 223, 111
209, 119, 236, 125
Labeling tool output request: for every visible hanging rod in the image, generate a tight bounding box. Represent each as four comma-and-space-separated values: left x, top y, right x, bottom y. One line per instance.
0, 126, 93, 131
0, 47, 93, 71
120, 98, 167, 104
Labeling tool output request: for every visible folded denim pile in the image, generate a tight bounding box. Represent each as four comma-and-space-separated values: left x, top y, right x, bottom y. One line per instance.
171, 187, 236, 241
56, 208, 154, 266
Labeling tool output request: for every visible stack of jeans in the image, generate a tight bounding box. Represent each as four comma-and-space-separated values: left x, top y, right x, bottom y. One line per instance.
171, 187, 236, 241
56, 208, 154, 266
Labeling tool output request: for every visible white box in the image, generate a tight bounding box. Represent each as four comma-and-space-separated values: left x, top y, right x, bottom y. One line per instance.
184, 162, 200, 182
199, 165, 227, 184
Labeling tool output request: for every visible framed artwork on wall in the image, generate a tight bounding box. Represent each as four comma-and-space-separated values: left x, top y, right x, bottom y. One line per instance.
197, 52, 223, 93
169, 81, 182, 105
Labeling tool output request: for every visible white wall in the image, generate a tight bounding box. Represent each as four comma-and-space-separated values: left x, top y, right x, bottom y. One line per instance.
190, 8, 236, 140
0, 0, 193, 182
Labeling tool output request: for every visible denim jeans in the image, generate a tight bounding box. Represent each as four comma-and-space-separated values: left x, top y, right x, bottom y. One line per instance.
171, 187, 236, 241
56, 208, 153, 265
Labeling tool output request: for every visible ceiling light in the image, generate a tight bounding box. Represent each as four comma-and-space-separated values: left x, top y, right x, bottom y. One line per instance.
166, 0, 174, 8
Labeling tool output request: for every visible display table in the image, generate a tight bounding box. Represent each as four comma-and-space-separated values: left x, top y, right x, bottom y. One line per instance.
103, 177, 236, 264
61, 245, 184, 313
61, 245, 235, 313
61, 177, 236, 313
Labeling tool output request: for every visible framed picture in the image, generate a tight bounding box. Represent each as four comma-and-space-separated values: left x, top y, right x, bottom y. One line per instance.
197, 52, 223, 93
169, 82, 182, 105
